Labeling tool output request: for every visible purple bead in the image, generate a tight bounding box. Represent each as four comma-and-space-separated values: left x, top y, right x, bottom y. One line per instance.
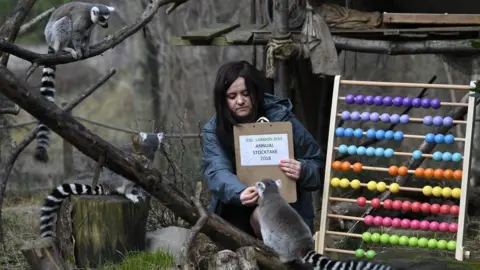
383, 96, 393, 106
370, 112, 380, 122
364, 95, 374, 105
443, 116, 453, 126
400, 114, 410, 124
431, 98, 441, 109
361, 112, 370, 121
350, 111, 361, 121
345, 94, 355, 104
421, 98, 431, 108
390, 113, 400, 124
374, 96, 383, 105
393, 96, 403, 107
355, 95, 365, 105
402, 97, 412, 107
380, 113, 390, 123
341, 111, 350, 120
433, 116, 443, 126
423, 116, 433, 126
412, 98, 422, 108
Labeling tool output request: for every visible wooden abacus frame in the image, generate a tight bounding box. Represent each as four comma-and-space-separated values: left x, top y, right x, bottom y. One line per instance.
314, 75, 477, 261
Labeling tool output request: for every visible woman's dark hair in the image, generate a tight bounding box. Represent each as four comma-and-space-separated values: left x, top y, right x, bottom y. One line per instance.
213, 60, 270, 167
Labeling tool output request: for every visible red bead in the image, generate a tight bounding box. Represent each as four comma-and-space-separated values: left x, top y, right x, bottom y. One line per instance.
392, 200, 403, 210
420, 203, 431, 213
383, 199, 393, 209
440, 205, 451, 215
450, 205, 460, 216
371, 198, 381, 209
357, 197, 367, 207
411, 202, 422, 212
430, 204, 441, 214
402, 201, 412, 212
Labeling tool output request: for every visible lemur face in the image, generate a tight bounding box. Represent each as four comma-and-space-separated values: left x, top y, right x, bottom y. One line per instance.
91, 5, 115, 28
255, 179, 282, 198
137, 132, 164, 161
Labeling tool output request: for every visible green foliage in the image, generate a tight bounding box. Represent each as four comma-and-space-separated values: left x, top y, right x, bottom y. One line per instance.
98, 250, 176, 270
471, 40, 480, 49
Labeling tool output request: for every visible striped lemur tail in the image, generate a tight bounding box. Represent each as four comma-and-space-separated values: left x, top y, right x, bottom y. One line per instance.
34, 46, 56, 163
40, 183, 107, 238
300, 250, 397, 270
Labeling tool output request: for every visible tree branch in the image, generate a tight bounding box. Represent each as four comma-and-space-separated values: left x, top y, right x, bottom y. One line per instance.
0, 0, 187, 66
0, 65, 286, 270
0, 105, 20, 115
18, 7, 55, 36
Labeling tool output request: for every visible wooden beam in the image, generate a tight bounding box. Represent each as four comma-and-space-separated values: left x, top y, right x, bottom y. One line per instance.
181, 23, 240, 41
383, 13, 480, 25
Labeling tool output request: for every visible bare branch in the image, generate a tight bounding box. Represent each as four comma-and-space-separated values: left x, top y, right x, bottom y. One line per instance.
18, 7, 55, 36
92, 155, 106, 187
24, 62, 39, 81
0, 105, 20, 115
0, 0, 186, 66
166, 0, 189, 15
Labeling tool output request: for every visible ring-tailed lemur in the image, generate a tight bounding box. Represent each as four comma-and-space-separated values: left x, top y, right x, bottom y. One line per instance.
35, 2, 115, 162
255, 179, 399, 270
39, 132, 164, 238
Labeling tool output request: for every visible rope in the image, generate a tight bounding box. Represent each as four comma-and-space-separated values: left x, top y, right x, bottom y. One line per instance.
265, 37, 297, 78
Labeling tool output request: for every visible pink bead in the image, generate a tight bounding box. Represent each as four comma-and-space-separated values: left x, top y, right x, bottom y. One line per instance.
439, 222, 449, 232
421, 203, 431, 213
411, 202, 422, 212
391, 218, 402, 228
371, 198, 381, 209
402, 201, 412, 212
364, 215, 374, 225
357, 197, 367, 207
392, 200, 403, 210
449, 223, 458, 232
429, 221, 439, 231
401, 218, 411, 229
382, 217, 392, 227
373, 216, 384, 226
430, 204, 441, 214
420, 220, 430, 230
383, 199, 393, 209
410, 219, 420, 230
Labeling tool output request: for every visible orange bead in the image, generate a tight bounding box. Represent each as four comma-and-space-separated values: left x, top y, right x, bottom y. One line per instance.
415, 168, 425, 177
352, 162, 363, 173
341, 161, 352, 171
388, 165, 399, 176
434, 169, 444, 180
398, 166, 408, 176
332, 161, 342, 170
424, 168, 434, 179
443, 169, 454, 179
453, 170, 463, 181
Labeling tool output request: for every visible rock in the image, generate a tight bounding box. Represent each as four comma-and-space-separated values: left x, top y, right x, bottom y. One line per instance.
146, 226, 191, 262
208, 250, 240, 270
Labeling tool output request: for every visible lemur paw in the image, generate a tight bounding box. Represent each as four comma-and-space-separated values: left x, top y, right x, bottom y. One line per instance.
125, 193, 140, 203
63, 48, 81, 59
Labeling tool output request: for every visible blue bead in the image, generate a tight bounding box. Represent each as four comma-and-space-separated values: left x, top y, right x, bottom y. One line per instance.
394, 131, 404, 141
347, 145, 357, 155
432, 151, 443, 161
344, 128, 354, 137
366, 129, 376, 138
435, 134, 445, 144
338, 144, 348, 154
425, 133, 435, 143
412, 150, 423, 160
452, 153, 463, 162
335, 127, 345, 137
384, 130, 394, 140
375, 130, 386, 140
384, 148, 394, 158
357, 146, 367, 156
366, 147, 376, 156
444, 134, 455, 144
353, 128, 364, 138
375, 147, 385, 157
441, 152, 452, 162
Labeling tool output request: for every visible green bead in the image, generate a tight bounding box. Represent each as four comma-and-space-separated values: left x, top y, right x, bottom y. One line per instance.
408, 237, 419, 247
389, 234, 400, 245
380, 233, 390, 244
437, 240, 448, 250
366, 250, 376, 259
427, 239, 438, 249
362, 232, 372, 242
371, 233, 381, 243
399, 236, 409, 246
447, 241, 457, 251
418, 237, 429, 248
355, 249, 365, 258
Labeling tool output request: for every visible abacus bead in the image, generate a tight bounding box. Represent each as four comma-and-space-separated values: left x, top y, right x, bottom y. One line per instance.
382, 217, 392, 227
413, 150, 423, 160
421, 98, 431, 108
412, 97, 422, 108
400, 114, 409, 124
411, 202, 422, 212
383, 96, 393, 106
433, 116, 443, 126
452, 153, 463, 162
421, 203, 431, 213
345, 94, 355, 104
420, 220, 430, 230
370, 112, 380, 122
366, 147, 376, 156
383, 199, 393, 209
389, 235, 400, 245
357, 146, 367, 156
402, 97, 412, 107
402, 201, 412, 212
410, 220, 421, 230
374, 96, 383, 105
344, 128, 354, 137
380, 234, 390, 244
442, 152, 452, 161
385, 130, 394, 140
443, 116, 453, 127
373, 216, 384, 226
392, 200, 402, 210
449, 223, 458, 233
380, 113, 391, 123
425, 133, 435, 143
361, 112, 370, 121
444, 134, 455, 144
366, 250, 376, 260
390, 113, 400, 124
393, 96, 403, 107
355, 95, 365, 105
375, 147, 385, 157
353, 128, 363, 138
341, 111, 350, 120
418, 238, 429, 248
338, 144, 348, 154
371, 198, 381, 208
364, 95, 374, 105
384, 148, 394, 158
401, 219, 411, 229
357, 197, 367, 207
364, 215, 374, 225
375, 130, 385, 140
347, 145, 357, 155
335, 127, 345, 136
429, 221, 439, 231
409, 237, 419, 247
439, 222, 449, 232
350, 111, 360, 121
423, 116, 433, 126
394, 131, 404, 141
392, 218, 402, 228
431, 98, 441, 109
366, 129, 376, 138
432, 151, 443, 161
435, 134, 445, 144
355, 249, 365, 258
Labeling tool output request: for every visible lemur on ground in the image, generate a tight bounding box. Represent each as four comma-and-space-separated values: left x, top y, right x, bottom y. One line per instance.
39, 132, 163, 239
35, 2, 115, 162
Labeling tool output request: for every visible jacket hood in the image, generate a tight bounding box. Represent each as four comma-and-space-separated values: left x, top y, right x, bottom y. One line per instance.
263, 93, 294, 122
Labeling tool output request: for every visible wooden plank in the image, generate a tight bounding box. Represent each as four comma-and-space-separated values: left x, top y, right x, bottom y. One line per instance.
225, 23, 268, 43
383, 13, 480, 25
168, 36, 233, 46
252, 26, 480, 34
181, 23, 240, 41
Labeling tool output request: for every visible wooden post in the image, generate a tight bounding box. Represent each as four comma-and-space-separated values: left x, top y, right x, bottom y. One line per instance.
272, 0, 290, 98
62, 101, 74, 178
251, 0, 257, 67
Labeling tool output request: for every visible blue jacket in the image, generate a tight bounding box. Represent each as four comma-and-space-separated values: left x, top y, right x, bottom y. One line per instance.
201, 93, 325, 232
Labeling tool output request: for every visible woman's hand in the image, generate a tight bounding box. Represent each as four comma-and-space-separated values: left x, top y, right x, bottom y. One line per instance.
240, 186, 258, 206
279, 159, 302, 180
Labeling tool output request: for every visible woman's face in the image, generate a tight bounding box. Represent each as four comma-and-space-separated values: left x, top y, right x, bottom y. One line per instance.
225, 77, 253, 120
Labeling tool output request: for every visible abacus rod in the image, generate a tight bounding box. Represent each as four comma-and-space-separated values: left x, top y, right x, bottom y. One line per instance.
326, 230, 362, 238
333, 147, 465, 160
338, 97, 468, 107
353, 132, 465, 142
324, 247, 356, 255
336, 114, 468, 125
328, 214, 364, 221
339, 80, 472, 90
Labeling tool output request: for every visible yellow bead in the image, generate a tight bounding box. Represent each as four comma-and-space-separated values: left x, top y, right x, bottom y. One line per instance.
377, 181, 387, 192
389, 183, 400, 193
432, 186, 443, 197
422, 185, 433, 196
340, 178, 350, 188
367, 181, 377, 191
441, 187, 452, 198
331, 177, 341, 187
350, 179, 361, 189
452, 188, 461, 199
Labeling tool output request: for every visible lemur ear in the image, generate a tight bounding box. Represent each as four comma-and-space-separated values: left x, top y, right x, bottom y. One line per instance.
107, 6, 115, 12
275, 179, 282, 188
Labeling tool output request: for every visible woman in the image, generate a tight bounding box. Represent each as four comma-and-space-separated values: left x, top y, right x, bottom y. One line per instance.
202, 60, 325, 238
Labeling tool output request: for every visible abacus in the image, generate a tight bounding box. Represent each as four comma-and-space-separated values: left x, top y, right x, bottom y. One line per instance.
314, 75, 476, 261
